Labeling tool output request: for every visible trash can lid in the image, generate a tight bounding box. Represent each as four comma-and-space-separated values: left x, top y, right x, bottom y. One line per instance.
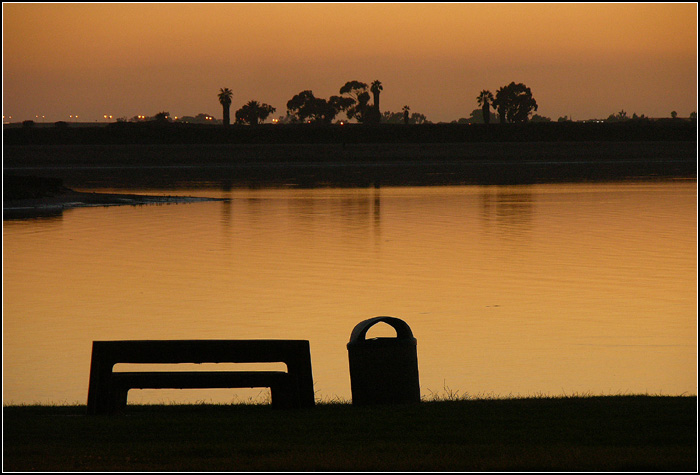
348, 316, 416, 345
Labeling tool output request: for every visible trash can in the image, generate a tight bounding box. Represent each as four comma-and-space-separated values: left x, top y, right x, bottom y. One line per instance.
347, 316, 420, 405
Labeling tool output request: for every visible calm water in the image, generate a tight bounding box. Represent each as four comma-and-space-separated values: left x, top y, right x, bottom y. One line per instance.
3, 181, 697, 405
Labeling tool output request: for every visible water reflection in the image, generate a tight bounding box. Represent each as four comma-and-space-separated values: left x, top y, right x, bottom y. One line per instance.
220, 195, 233, 231
374, 187, 381, 221
480, 187, 534, 239
287, 195, 317, 223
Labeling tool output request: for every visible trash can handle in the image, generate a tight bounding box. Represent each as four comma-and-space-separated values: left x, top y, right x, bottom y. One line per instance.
349, 316, 415, 343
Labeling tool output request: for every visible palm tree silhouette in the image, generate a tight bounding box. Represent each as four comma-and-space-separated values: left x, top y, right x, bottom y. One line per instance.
402, 105, 410, 125
218, 88, 233, 126
371, 80, 383, 113
235, 100, 276, 125
477, 90, 494, 124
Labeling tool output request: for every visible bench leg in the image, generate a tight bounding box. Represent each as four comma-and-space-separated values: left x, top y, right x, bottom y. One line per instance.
270, 379, 300, 409
112, 386, 129, 413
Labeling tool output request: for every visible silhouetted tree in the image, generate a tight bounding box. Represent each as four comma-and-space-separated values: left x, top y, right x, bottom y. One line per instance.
154, 111, 171, 122
530, 114, 552, 122
380, 108, 430, 124
467, 108, 498, 124
287, 90, 316, 123
380, 111, 402, 124
286, 90, 352, 124
356, 91, 372, 122
339, 80, 372, 122
477, 90, 494, 125
606, 110, 629, 122
235, 100, 276, 125
493, 90, 507, 124
328, 95, 355, 122
492, 83, 538, 123
671, 111, 678, 119
371, 80, 383, 111
410, 112, 429, 124
366, 80, 383, 124
338, 79, 383, 124
218, 88, 233, 126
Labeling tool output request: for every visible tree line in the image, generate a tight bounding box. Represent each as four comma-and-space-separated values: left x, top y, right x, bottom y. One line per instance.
217, 80, 391, 126
32, 79, 692, 127
215, 80, 542, 127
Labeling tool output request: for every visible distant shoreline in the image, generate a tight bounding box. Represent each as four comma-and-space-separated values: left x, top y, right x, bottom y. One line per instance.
2, 175, 226, 219
4, 140, 696, 189
4, 120, 696, 145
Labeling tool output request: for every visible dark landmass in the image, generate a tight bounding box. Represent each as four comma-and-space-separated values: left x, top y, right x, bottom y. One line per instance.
3, 396, 696, 471
3, 175, 225, 220
4, 121, 696, 190
4, 120, 697, 145
4, 141, 696, 190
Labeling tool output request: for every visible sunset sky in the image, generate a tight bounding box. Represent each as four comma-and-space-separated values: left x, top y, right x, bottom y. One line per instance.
2, 3, 697, 123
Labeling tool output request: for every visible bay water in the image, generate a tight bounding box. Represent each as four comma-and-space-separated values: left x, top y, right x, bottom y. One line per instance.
3, 181, 696, 405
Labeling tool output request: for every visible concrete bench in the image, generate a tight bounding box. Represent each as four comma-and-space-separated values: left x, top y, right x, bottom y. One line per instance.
87, 339, 315, 414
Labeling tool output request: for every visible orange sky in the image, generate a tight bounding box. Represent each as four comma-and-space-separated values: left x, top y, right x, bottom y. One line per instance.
2, 3, 697, 123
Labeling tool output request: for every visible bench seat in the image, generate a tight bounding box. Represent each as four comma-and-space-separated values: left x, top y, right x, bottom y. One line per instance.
111, 371, 297, 408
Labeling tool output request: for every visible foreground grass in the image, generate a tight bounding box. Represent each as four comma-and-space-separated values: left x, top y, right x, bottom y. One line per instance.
3, 395, 696, 471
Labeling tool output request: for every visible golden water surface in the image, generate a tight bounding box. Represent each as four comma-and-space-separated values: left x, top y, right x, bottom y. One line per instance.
3, 182, 697, 404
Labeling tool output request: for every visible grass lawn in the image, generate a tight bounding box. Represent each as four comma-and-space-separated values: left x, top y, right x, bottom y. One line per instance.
3, 395, 696, 471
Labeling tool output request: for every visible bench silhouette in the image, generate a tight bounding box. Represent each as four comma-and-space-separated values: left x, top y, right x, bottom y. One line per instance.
87, 339, 315, 414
